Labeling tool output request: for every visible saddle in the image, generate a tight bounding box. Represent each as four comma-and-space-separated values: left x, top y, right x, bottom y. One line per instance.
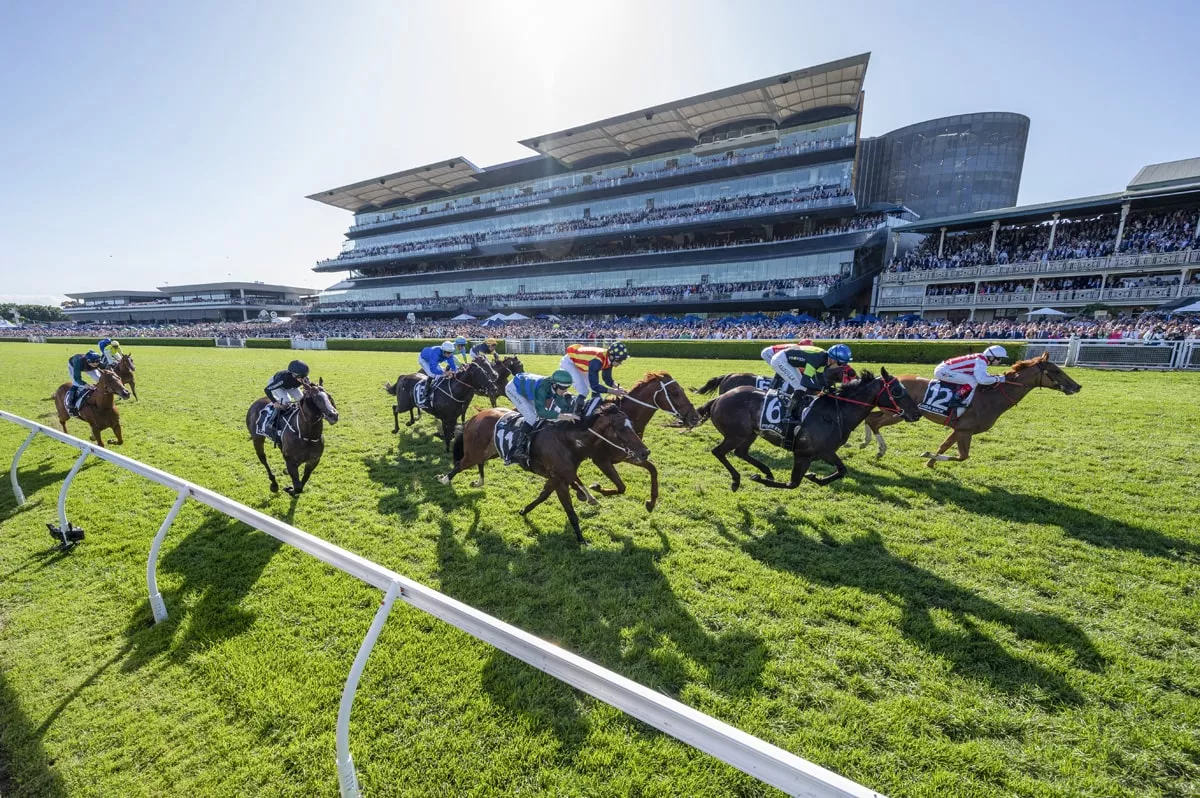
413, 375, 445, 411
758, 390, 813, 451
919, 380, 970, 418
494, 411, 536, 470
256, 404, 299, 445
66, 386, 94, 418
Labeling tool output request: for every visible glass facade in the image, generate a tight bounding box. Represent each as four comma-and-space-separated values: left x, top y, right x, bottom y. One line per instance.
856, 113, 1028, 219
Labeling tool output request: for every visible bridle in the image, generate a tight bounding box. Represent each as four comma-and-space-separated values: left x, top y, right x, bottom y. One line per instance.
585, 416, 640, 459
822, 375, 909, 417
619, 377, 688, 423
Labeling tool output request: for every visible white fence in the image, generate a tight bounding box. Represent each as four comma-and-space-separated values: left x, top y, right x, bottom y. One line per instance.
1023, 338, 1198, 370
214, 336, 246, 348
291, 337, 328, 350
1, 410, 881, 798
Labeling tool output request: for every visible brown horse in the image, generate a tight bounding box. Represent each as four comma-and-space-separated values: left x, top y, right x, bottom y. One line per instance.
860, 352, 1082, 468
696, 365, 858, 396
587, 371, 701, 511
53, 370, 130, 447
385, 360, 496, 452
438, 404, 650, 543
246, 378, 339, 495
461, 355, 525, 423
697, 369, 921, 491
110, 354, 137, 400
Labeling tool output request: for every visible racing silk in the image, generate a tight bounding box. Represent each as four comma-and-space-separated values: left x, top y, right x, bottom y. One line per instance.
264, 370, 304, 401
512, 373, 573, 419
941, 353, 1004, 385
419, 345, 458, 373
565, 344, 616, 394
763, 343, 798, 357
470, 342, 494, 359
69, 354, 97, 385
783, 345, 832, 391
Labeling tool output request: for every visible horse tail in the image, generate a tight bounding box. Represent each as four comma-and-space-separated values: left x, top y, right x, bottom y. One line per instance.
694, 375, 726, 395
695, 399, 715, 426
383, 381, 397, 396
452, 430, 465, 463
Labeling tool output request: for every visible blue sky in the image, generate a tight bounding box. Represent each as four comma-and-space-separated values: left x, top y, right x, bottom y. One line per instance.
2, 0, 1197, 303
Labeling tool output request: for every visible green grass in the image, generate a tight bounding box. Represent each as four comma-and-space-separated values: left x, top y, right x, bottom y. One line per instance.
0, 342, 1197, 798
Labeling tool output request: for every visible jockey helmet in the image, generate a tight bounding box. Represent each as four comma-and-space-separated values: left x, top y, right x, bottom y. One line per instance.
85, 350, 101, 362
485, 337, 498, 346
550, 370, 574, 387
440, 341, 455, 353
288, 360, 310, 377
798, 338, 814, 346
455, 336, 468, 346
109, 340, 120, 348
983, 344, 1008, 362
607, 342, 629, 363
827, 344, 853, 364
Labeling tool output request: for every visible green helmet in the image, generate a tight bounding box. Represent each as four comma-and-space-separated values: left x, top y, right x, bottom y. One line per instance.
550, 370, 574, 386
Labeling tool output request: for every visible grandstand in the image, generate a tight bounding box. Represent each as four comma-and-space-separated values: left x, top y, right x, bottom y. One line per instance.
305, 54, 1027, 320
62, 281, 318, 323
874, 157, 1200, 320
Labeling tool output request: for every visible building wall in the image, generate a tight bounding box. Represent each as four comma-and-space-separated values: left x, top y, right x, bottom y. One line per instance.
857, 112, 1029, 219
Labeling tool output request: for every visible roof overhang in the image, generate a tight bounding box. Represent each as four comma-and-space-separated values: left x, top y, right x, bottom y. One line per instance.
65, 290, 163, 301
519, 53, 869, 167
159, 282, 317, 295
308, 158, 484, 212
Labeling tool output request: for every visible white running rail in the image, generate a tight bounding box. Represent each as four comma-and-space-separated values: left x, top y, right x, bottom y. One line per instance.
1, 409, 882, 798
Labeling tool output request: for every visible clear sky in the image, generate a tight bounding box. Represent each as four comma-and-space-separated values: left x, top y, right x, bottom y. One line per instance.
2, 0, 1197, 304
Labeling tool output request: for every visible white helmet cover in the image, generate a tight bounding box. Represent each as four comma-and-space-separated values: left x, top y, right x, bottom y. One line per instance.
983, 344, 1008, 360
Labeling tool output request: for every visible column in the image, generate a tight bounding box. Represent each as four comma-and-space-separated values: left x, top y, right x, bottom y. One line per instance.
1180, 269, 1188, 298
890, 231, 900, 263
1032, 277, 1040, 302
1114, 201, 1131, 250
1047, 212, 1061, 250
989, 220, 1000, 256
937, 227, 947, 258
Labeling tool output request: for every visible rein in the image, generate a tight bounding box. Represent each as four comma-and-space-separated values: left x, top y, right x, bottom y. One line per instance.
620, 378, 685, 421
821, 378, 905, 416
287, 400, 324, 443
586, 425, 637, 458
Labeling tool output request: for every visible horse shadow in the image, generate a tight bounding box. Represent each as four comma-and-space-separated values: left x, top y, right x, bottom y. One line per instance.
0, 460, 98, 524
120, 512, 282, 673
848, 467, 1199, 562
435, 514, 766, 752
741, 512, 1104, 708
363, 453, 466, 521
0, 671, 69, 798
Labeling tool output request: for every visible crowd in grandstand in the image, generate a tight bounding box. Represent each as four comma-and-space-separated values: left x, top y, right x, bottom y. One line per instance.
324, 184, 854, 265
888, 207, 1199, 273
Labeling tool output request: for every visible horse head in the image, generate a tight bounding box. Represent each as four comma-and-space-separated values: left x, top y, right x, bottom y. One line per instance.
877, 367, 922, 421
121, 354, 135, 371
587, 404, 650, 463
460, 360, 496, 393
502, 355, 525, 376
302, 377, 339, 424
1009, 352, 1081, 395
630, 371, 702, 428
97, 369, 130, 400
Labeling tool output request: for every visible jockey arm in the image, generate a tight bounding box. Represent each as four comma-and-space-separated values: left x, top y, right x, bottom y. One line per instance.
588, 360, 619, 394
971, 357, 1005, 385
533, 380, 574, 419
444, 353, 459, 372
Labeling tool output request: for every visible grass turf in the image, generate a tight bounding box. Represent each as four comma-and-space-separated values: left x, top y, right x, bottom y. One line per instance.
0, 342, 1197, 797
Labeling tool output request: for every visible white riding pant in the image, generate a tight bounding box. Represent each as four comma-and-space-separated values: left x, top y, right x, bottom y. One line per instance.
505, 382, 540, 425
932, 363, 978, 404
558, 356, 593, 396
768, 351, 805, 392
419, 357, 443, 379
760, 346, 778, 367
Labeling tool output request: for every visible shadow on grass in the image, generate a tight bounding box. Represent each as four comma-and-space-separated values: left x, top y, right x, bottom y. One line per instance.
0, 461, 100, 524
742, 513, 1105, 708
436, 513, 766, 752
120, 512, 282, 672
851, 466, 1199, 562
0, 671, 68, 798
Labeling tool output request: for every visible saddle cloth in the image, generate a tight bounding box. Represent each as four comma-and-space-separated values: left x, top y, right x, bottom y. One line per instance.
493, 411, 533, 470
918, 380, 967, 417
754, 376, 774, 391
256, 404, 299, 444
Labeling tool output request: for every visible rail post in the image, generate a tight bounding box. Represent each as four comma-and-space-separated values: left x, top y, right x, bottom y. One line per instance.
9, 428, 37, 506
52, 449, 90, 544
147, 489, 190, 623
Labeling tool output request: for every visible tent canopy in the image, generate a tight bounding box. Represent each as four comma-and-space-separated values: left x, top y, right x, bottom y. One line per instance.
450, 313, 476, 321
897, 313, 922, 322
501, 312, 529, 321
1027, 307, 1072, 317
1171, 301, 1200, 313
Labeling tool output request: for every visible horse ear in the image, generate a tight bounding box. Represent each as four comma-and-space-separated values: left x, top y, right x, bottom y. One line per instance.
318, 376, 324, 386
1039, 351, 1050, 362
880, 366, 890, 379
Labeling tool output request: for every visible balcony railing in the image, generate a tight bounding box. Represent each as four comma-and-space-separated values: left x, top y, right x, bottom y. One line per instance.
879, 248, 1200, 284
877, 286, 1179, 309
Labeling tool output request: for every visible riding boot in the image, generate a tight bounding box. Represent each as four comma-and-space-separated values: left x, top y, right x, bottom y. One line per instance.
770, 374, 784, 391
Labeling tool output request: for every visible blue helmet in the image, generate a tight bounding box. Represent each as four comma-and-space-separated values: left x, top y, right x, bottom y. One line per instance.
827, 344, 853, 364
85, 350, 101, 362
455, 336, 468, 346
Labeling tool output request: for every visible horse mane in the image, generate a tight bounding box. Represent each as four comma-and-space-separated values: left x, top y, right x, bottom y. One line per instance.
839, 370, 875, 391
631, 371, 669, 390
1005, 354, 1044, 379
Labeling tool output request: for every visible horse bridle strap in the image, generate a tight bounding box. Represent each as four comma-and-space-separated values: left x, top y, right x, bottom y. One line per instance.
621, 379, 684, 420
586, 426, 635, 458
822, 378, 904, 416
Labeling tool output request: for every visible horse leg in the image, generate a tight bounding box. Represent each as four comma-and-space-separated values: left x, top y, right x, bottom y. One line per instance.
922, 430, 959, 467
733, 441, 774, 482
751, 454, 812, 489
108, 418, 123, 446
805, 452, 848, 486
518, 481, 555, 516
571, 479, 599, 506
472, 463, 486, 488
588, 459, 627, 497
711, 438, 743, 492
253, 438, 279, 493
554, 481, 585, 544
442, 418, 455, 453
90, 422, 106, 448
952, 434, 973, 464
283, 459, 304, 496
129, 377, 137, 401
298, 460, 318, 491
391, 403, 400, 434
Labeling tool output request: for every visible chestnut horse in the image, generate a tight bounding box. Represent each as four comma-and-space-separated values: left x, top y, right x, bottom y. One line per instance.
246, 378, 339, 495
112, 354, 137, 400
860, 352, 1081, 468
588, 371, 701, 511
697, 369, 921, 491
53, 370, 130, 447
438, 404, 650, 543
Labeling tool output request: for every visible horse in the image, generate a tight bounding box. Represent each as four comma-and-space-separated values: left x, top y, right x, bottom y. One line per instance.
111, 354, 137, 400
461, 355, 525, 424
438, 404, 650, 544
696, 364, 858, 396
246, 378, 339, 495
696, 369, 921, 491
385, 360, 496, 452
52, 369, 130, 447
860, 352, 1082, 468
587, 372, 702, 511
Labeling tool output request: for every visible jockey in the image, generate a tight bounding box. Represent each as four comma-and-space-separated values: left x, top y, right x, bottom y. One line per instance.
97, 338, 124, 367
503, 371, 579, 464
66, 350, 103, 412
760, 339, 815, 383
262, 360, 310, 432
470, 337, 499, 361
453, 336, 470, 358
933, 345, 1008, 409
769, 343, 853, 419
560, 342, 629, 403
419, 341, 459, 380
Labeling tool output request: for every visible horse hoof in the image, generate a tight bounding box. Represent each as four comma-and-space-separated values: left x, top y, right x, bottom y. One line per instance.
470, 480, 484, 488
436, 475, 450, 486
731, 481, 740, 492
645, 499, 656, 512
284, 487, 298, 496
589, 483, 601, 491
518, 509, 528, 516
920, 452, 934, 458
269, 483, 279, 493
587, 496, 599, 506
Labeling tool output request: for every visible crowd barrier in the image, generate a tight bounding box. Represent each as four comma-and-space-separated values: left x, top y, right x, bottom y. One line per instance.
1, 409, 882, 798
1022, 338, 1198, 370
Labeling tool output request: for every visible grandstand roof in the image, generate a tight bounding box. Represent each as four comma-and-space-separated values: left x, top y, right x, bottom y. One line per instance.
65, 290, 163, 301
519, 54, 869, 167
307, 159, 484, 212
160, 281, 318, 295
1128, 157, 1200, 192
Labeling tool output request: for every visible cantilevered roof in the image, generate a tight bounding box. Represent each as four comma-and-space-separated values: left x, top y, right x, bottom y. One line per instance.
159, 281, 318, 295
308, 158, 484, 212
1128, 157, 1200, 192
519, 53, 869, 167
65, 290, 163, 301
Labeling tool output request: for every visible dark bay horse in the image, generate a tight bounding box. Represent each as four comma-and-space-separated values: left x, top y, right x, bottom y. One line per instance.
461, 355, 525, 423
112, 354, 137, 400
697, 369, 921, 491
588, 372, 701, 511
246, 379, 339, 495
438, 404, 650, 543
53, 369, 130, 447
386, 360, 495, 452
860, 352, 1082, 467
696, 365, 857, 396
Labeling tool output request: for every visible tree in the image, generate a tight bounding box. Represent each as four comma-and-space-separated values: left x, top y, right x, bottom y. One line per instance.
0, 304, 69, 323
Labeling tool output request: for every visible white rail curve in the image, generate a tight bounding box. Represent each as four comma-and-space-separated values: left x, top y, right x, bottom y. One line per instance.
1, 409, 882, 798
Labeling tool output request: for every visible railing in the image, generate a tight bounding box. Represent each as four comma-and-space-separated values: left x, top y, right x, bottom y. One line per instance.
877, 286, 1179, 309
1182, 285, 1200, 297
0, 411, 881, 798
1022, 338, 1195, 369
880, 248, 1200, 284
